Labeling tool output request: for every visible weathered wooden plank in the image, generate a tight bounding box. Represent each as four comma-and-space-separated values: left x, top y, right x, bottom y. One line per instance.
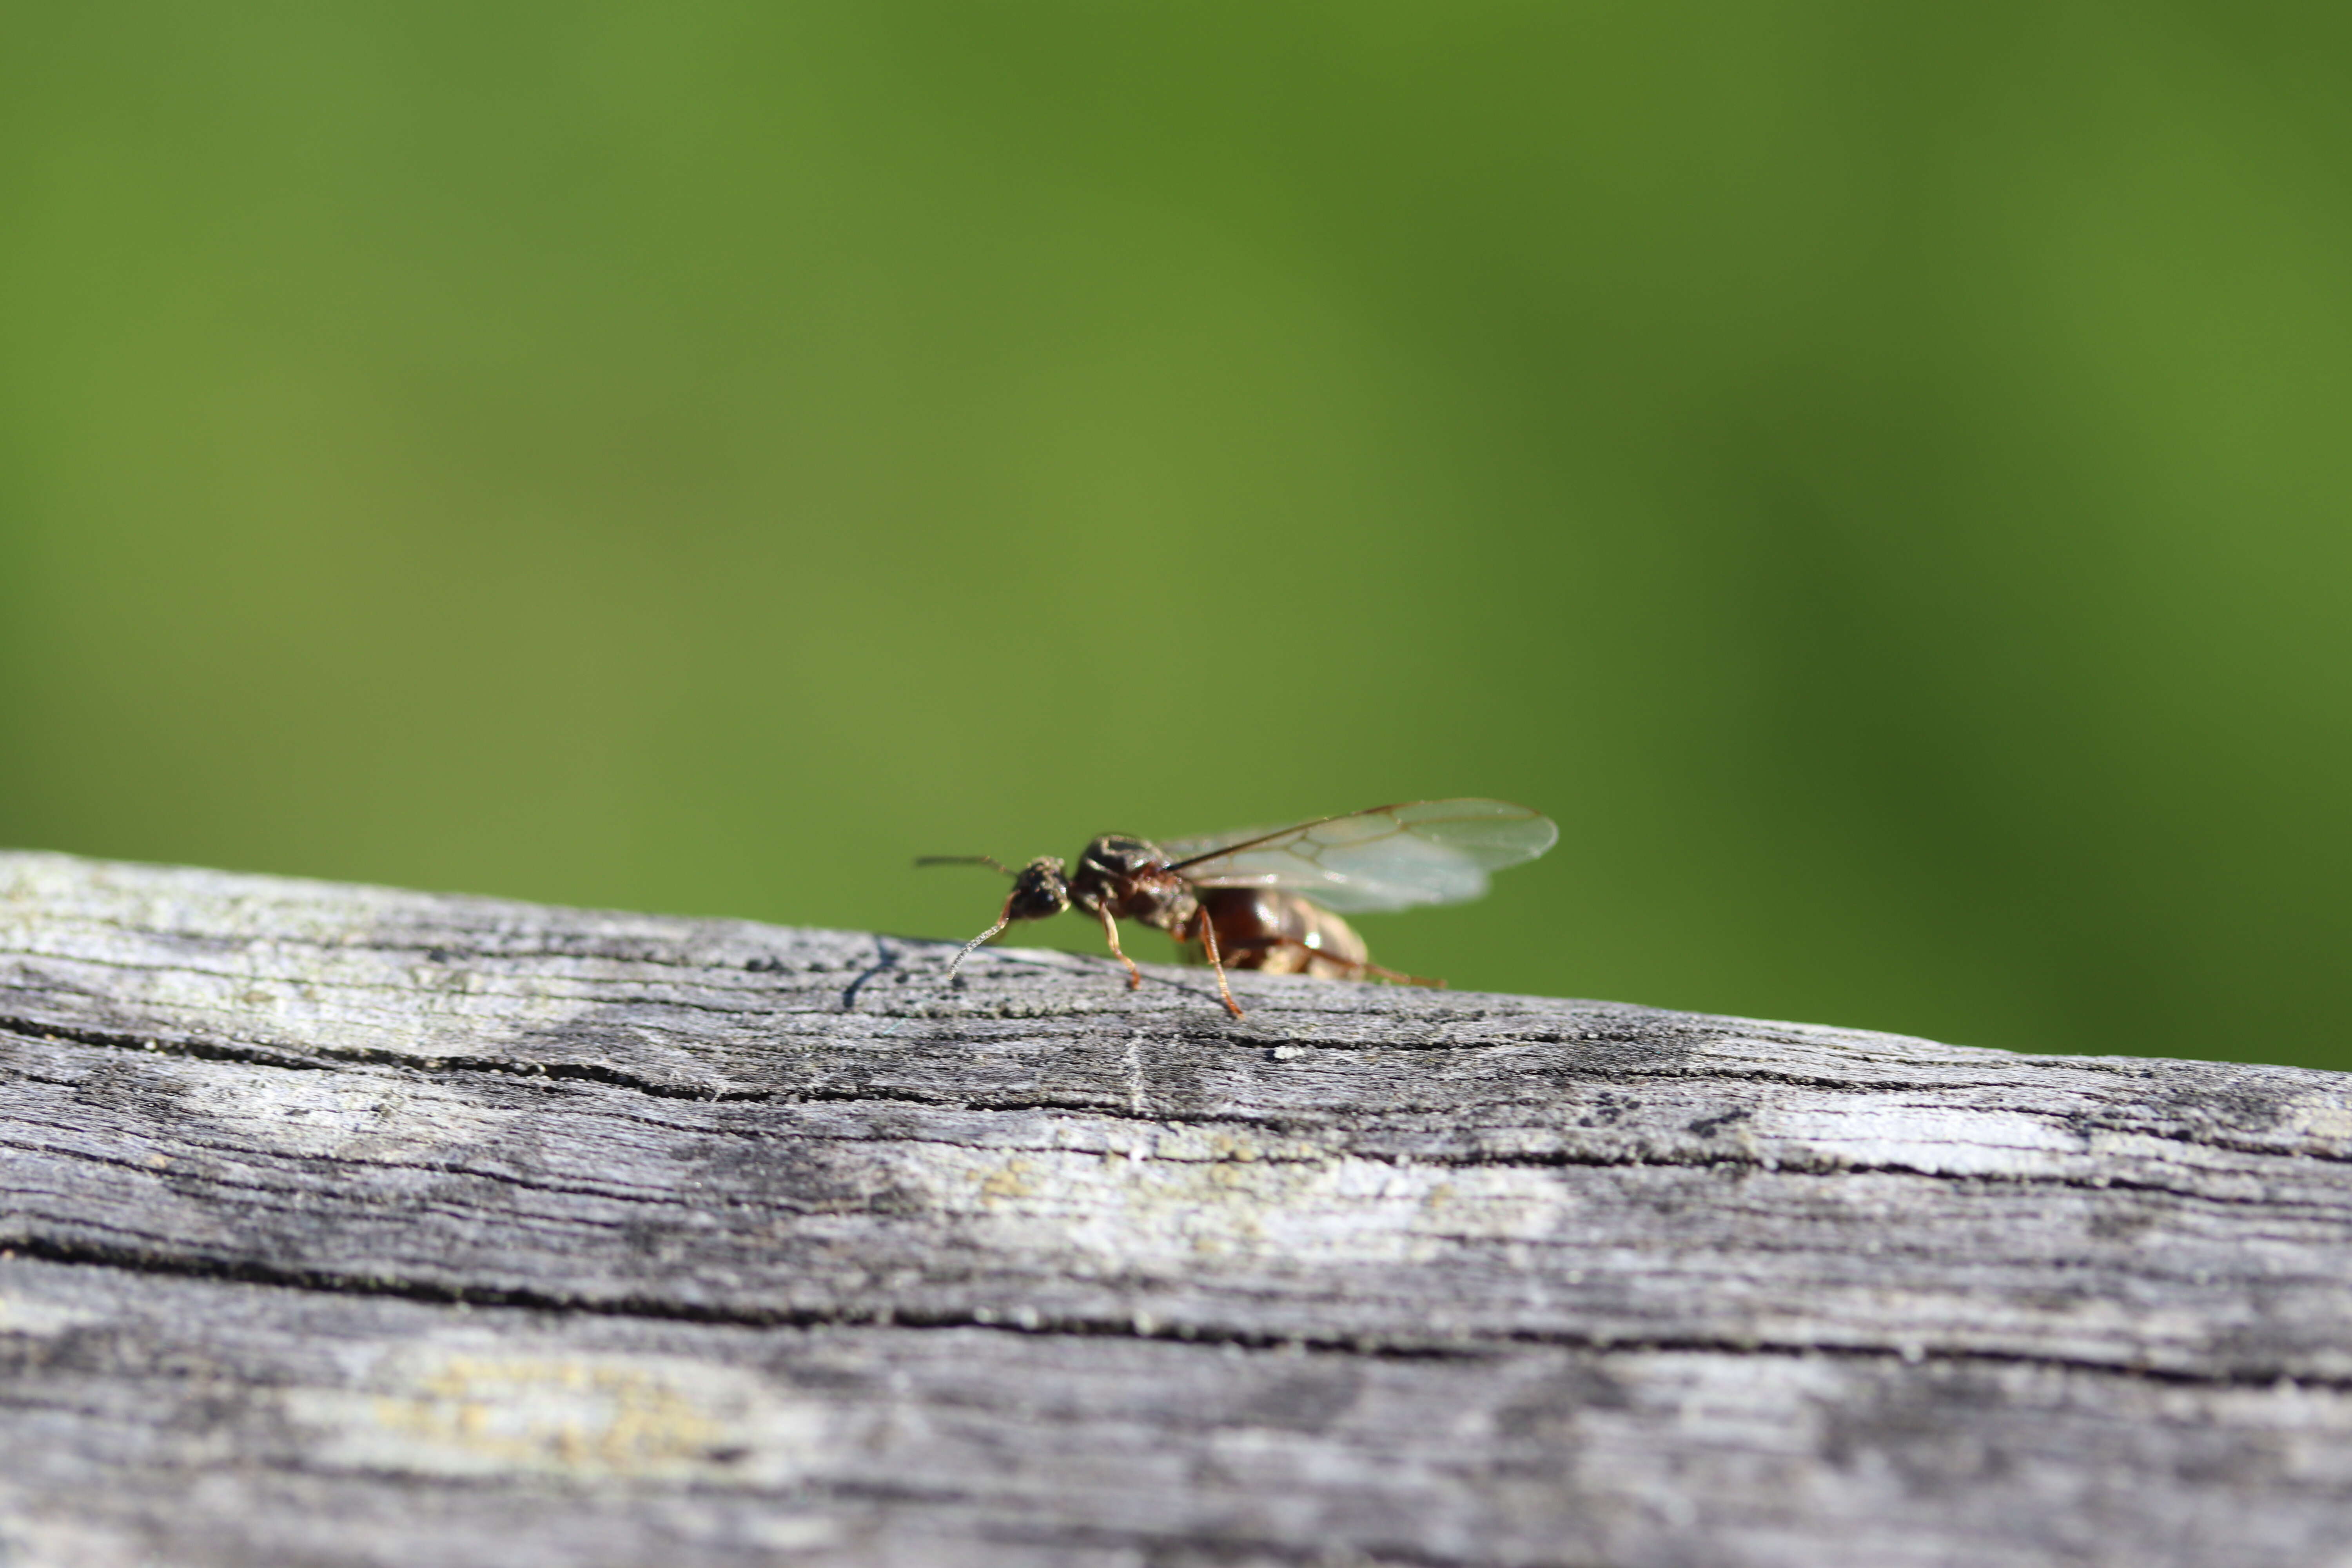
6, 1253, 2351, 1568
4, 849, 2352, 1566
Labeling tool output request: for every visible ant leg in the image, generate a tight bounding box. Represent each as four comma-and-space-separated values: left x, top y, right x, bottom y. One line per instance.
1095, 904, 1145, 991
1259, 938, 1444, 988
1361, 958, 1446, 989
1193, 909, 1245, 1019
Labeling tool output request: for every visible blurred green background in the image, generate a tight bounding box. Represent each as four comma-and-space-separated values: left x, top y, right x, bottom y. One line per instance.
4, 3, 2347, 1065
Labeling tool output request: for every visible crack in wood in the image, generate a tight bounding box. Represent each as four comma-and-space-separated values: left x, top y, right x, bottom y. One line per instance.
7, 1231, 2337, 1396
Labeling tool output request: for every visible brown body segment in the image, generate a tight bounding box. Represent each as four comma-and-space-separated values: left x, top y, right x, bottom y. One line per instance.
1182, 888, 1367, 978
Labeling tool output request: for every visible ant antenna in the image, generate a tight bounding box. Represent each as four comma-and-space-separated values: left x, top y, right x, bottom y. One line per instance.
916, 855, 1016, 877
945, 893, 1016, 982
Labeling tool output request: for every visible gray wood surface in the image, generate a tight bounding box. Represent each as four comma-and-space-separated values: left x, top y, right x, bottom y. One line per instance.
3, 849, 2350, 1567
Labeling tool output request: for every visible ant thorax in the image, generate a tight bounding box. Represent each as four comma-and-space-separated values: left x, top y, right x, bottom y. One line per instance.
1067, 835, 1199, 934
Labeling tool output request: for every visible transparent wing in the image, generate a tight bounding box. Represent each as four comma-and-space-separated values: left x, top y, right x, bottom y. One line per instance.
1162, 799, 1557, 914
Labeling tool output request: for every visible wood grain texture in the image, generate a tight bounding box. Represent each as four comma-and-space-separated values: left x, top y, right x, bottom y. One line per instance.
3, 849, 2351, 1567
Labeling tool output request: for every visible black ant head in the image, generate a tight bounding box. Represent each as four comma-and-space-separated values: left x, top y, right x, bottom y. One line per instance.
1005, 856, 1071, 921
936, 854, 1071, 982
